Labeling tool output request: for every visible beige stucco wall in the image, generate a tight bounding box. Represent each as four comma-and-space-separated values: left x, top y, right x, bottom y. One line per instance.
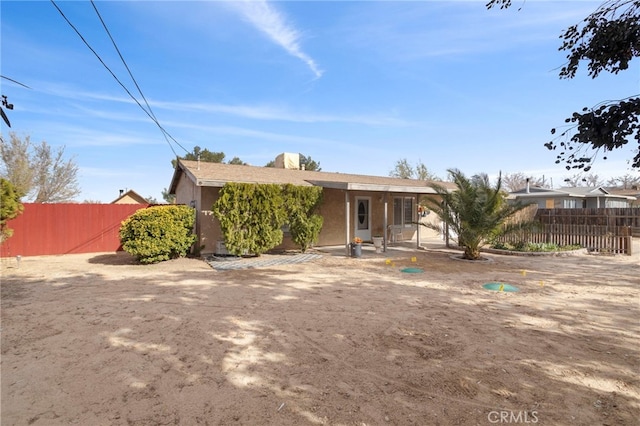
318, 190, 423, 245
314, 189, 345, 245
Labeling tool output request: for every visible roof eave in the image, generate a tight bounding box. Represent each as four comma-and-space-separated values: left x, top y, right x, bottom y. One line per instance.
307, 180, 439, 193
346, 183, 437, 194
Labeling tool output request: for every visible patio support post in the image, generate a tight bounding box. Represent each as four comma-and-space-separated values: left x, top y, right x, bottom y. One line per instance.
416, 193, 420, 249
383, 193, 388, 252
345, 190, 350, 256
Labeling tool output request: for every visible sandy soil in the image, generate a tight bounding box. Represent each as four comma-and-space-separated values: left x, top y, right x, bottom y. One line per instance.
1, 246, 638, 426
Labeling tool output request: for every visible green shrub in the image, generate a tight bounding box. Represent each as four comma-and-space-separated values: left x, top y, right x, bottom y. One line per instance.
213, 183, 286, 256
289, 214, 324, 252
490, 241, 582, 252
491, 241, 511, 251
212, 183, 325, 255
282, 184, 323, 252
0, 178, 23, 243
119, 205, 196, 264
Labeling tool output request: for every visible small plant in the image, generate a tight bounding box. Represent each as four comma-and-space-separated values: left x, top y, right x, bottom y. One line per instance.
492, 241, 511, 250
490, 241, 582, 252
119, 205, 196, 264
353, 237, 363, 244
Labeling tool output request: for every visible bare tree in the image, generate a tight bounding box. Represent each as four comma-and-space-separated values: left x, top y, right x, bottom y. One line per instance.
390, 159, 414, 179
415, 162, 440, 181
562, 173, 604, 187
0, 132, 80, 202
606, 174, 640, 189
391, 159, 439, 180
502, 172, 548, 192
0, 133, 33, 197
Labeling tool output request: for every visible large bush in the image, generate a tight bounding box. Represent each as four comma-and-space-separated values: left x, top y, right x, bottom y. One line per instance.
119, 205, 196, 264
212, 183, 324, 255
213, 183, 286, 256
282, 184, 323, 252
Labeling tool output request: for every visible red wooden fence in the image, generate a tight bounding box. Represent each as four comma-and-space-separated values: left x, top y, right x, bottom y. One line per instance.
0, 203, 149, 257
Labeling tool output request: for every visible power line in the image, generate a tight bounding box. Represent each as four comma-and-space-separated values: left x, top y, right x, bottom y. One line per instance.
49, 0, 188, 156
1, 76, 31, 89
89, 0, 189, 155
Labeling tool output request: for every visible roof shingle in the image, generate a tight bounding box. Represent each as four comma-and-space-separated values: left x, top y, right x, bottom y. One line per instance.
170, 160, 455, 194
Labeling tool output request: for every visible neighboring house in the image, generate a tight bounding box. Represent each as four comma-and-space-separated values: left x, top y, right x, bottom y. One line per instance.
607, 186, 640, 208
510, 185, 636, 208
111, 189, 148, 204
168, 153, 453, 255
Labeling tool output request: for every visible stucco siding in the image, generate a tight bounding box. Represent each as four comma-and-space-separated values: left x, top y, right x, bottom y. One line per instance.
315, 189, 345, 245
198, 187, 220, 254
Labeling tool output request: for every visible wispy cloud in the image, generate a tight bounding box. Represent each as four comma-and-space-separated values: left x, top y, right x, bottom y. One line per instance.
228, 0, 323, 79
339, 2, 598, 62
37, 84, 408, 126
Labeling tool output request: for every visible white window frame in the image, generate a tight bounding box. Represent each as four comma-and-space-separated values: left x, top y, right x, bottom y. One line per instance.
393, 196, 415, 227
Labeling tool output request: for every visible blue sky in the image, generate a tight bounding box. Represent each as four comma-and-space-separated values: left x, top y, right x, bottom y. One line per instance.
2, 0, 638, 202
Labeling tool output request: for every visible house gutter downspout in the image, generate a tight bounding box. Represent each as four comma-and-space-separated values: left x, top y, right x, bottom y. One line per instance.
345, 191, 350, 256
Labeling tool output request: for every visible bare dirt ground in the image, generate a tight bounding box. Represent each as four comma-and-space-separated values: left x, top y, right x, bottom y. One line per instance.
1, 245, 638, 426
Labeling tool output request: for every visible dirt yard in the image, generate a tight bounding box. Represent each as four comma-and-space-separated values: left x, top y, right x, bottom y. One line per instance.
1, 247, 638, 425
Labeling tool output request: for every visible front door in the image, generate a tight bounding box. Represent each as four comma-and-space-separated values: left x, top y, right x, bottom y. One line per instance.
354, 197, 371, 242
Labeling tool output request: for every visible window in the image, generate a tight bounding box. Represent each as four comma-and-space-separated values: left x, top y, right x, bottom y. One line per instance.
393, 197, 415, 227
607, 200, 628, 208
404, 198, 413, 225
562, 199, 577, 208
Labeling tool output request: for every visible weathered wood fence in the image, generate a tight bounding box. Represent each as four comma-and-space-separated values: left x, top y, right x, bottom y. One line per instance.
497, 224, 633, 255
499, 206, 639, 255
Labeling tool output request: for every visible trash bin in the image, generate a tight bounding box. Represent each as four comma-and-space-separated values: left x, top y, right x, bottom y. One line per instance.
350, 243, 362, 258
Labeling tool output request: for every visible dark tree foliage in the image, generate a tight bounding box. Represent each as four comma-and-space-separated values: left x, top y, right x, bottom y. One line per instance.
227, 156, 247, 165
171, 146, 226, 168
299, 154, 321, 171
487, 0, 640, 170
547, 98, 640, 170
161, 187, 176, 204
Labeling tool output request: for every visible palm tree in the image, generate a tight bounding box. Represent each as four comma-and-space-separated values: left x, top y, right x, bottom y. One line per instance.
421, 169, 529, 260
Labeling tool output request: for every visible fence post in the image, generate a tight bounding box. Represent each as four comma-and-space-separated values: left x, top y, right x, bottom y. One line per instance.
624, 226, 632, 256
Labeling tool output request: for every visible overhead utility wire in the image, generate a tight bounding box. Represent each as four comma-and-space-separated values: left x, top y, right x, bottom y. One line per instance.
1, 76, 32, 89
50, 0, 187, 156
89, 0, 189, 155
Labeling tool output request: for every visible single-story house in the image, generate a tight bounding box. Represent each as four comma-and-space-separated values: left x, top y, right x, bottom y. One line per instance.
168, 153, 453, 255
510, 185, 637, 208
111, 189, 148, 204
607, 186, 640, 208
